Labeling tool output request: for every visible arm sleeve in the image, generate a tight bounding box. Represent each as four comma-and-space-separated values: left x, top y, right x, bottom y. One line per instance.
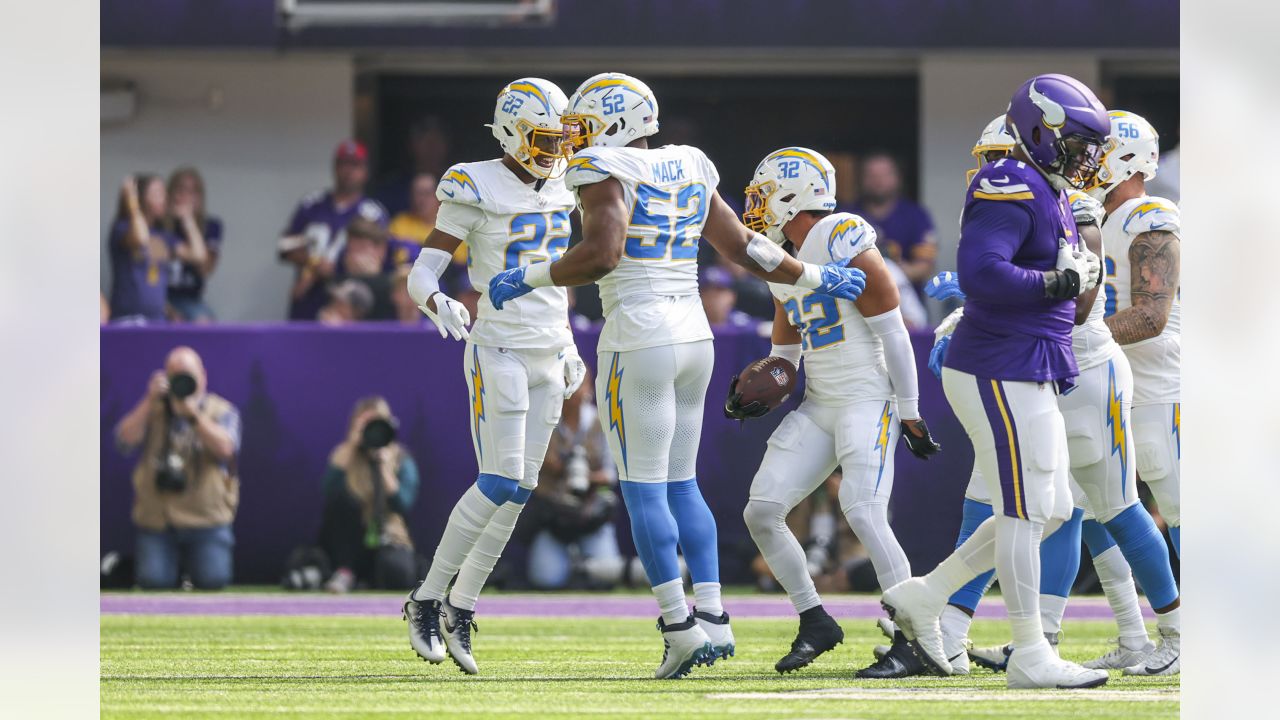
407, 247, 453, 306
864, 307, 920, 419
956, 200, 1044, 304
434, 201, 487, 240
389, 455, 420, 513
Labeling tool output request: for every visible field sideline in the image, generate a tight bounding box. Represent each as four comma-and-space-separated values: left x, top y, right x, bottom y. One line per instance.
101, 592, 1178, 720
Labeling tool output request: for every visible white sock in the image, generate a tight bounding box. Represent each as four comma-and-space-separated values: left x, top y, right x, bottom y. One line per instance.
413, 485, 500, 602
449, 499, 525, 611
1040, 594, 1067, 636
994, 515, 1046, 650
940, 603, 974, 645
654, 578, 689, 625
693, 582, 723, 616
1092, 545, 1149, 645
1155, 606, 1180, 635
744, 499, 821, 613
843, 501, 911, 590
924, 517, 997, 599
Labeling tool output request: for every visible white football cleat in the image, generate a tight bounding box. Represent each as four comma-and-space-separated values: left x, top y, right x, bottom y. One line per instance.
1006, 641, 1108, 689
1083, 636, 1155, 670
943, 631, 971, 675
970, 632, 1057, 673
693, 609, 735, 664
441, 597, 479, 675
403, 591, 446, 664
1123, 626, 1180, 676
655, 615, 713, 679
880, 579, 950, 675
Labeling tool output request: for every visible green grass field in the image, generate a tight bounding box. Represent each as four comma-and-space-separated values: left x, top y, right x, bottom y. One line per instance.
101, 609, 1178, 719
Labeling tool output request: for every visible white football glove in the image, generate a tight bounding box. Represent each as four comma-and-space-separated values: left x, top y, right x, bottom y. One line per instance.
933, 307, 964, 344
562, 345, 587, 399
1054, 239, 1102, 296
420, 292, 471, 341
1069, 193, 1105, 227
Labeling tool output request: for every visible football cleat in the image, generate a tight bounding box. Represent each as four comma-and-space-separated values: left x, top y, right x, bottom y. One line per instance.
880, 579, 951, 675
872, 644, 891, 661
943, 631, 971, 676
655, 615, 714, 679
1083, 636, 1155, 670
968, 643, 1013, 672
876, 617, 897, 641
1122, 626, 1180, 676
1007, 641, 1108, 689
403, 588, 446, 664
856, 630, 929, 679
440, 597, 479, 675
774, 609, 844, 674
693, 609, 736, 664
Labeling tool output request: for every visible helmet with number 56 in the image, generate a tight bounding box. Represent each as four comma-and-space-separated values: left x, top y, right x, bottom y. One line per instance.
562, 72, 660, 151
1086, 110, 1160, 201
742, 147, 838, 245
487, 77, 569, 179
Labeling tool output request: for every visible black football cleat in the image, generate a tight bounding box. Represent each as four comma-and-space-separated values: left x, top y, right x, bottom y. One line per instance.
855, 630, 931, 679
775, 608, 845, 674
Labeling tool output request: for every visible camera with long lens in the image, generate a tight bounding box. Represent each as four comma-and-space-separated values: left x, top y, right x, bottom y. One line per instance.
360, 416, 398, 450
168, 372, 197, 399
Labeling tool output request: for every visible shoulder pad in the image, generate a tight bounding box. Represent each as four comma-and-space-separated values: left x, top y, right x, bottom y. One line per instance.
564, 149, 613, 192
1067, 191, 1104, 226
1121, 196, 1180, 236
969, 161, 1037, 203
437, 164, 484, 205
824, 213, 877, 264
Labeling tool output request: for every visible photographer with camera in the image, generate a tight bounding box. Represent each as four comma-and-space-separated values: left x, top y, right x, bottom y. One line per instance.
114, 346, 241, 589
318, 396, 421, 593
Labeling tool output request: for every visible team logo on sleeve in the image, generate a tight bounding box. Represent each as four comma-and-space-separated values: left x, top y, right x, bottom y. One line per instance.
567, 154, 608, 176
973, 175, 1034, 201
442, 169, 482, 201
1122, 199, 1176, 233
827, 216, 868, 260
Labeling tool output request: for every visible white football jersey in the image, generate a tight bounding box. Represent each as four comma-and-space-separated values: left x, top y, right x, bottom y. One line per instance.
435, 159, 575, 350
1102, 195, 1181, 404
767, 213, 893, 406
564, 144, 719, 353
1067, 191, 1121, 372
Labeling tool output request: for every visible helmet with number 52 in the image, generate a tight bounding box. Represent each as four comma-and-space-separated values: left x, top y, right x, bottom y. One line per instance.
1086, 110, 1160, 202
742, 147, 838, 245
487, 77, 570, 179
561, 72, 660, 152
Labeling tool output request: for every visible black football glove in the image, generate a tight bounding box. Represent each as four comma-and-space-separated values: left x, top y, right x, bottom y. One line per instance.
724, 375, 769, 421
900, 418, 941, 459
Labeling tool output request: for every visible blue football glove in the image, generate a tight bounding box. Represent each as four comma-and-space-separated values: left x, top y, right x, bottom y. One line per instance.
928, 334, 951, 380
925, 271, 965, 302
487, 267, 534, 310
813, 263, 867, 302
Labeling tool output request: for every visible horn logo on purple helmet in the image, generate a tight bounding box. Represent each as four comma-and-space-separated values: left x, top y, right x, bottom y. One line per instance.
1005, 73, 1110, 191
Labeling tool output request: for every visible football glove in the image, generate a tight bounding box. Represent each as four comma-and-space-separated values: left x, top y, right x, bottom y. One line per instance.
1045, 238, 1101, 299
900, 418, 942, 459
562, 345, 587, 399
723, 375, 769, 421
813, 263, 867, 302
420, 292, 471, 341
925, 271, 965, 302
487, 266, 535, 310
927, 335, 951, 380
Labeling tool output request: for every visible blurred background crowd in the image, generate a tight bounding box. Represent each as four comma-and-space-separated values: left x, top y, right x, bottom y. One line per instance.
100, 0, 1179, 593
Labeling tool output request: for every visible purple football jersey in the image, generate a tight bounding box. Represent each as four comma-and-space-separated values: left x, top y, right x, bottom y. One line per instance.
108, 219, 176, 322
284, 191, 387, 320
944, 158, 1080, 385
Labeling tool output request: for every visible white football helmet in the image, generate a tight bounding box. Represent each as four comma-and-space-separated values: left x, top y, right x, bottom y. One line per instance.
966, 114, 1016, 185
742, 147, 838, 245
1087, 110, 1160, 201
487, 77, 569, 179
562, 72, 659, 151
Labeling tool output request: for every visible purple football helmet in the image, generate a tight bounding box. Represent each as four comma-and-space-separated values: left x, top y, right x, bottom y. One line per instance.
1005, 74, 1110, 190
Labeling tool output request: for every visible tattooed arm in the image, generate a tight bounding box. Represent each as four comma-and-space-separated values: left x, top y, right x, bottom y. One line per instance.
1104, 230, 1180, 344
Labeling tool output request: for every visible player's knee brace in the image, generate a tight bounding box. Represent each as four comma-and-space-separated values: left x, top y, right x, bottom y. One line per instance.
742, 498, 788, 540
476, 473, 520, 506
1039, 508, 1083, 598
1103, 503, 1178, 607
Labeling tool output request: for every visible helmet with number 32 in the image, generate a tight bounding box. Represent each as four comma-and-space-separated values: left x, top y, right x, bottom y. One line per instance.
742, 147, 838, 245
562, 72, 660, 151
488, 77, 570, 179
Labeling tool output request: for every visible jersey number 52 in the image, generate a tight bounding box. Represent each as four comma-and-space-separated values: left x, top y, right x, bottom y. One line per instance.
625, 183, 707, 261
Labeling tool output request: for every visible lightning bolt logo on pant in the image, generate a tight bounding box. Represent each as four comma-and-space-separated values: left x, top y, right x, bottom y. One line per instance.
1106, 360, 1128, 499
872, 401, 893, 493
606, 352, 627, 473
471, 345, 486, 459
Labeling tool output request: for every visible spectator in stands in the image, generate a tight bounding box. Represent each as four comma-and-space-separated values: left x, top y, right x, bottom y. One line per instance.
376, 115, 451, 217
387, 173, 441, 246
849, 152, 938, 296
318, 280, 375, 326
515, 377, 624, 590
107, 174, 175, 323
280, 140, 388, 320
114, 346, 240, 589
701, 266, 757, 328
165, 167, 222, 323
319, 396, 421, 592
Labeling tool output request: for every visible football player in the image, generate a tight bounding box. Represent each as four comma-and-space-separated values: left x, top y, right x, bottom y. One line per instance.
731, 147, 941, 679
402, 78, 586, 675
487, 73, 869, 679
879, 74, 1110, 689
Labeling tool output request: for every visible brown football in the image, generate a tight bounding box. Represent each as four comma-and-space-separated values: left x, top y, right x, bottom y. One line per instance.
735, 355, 796, 413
